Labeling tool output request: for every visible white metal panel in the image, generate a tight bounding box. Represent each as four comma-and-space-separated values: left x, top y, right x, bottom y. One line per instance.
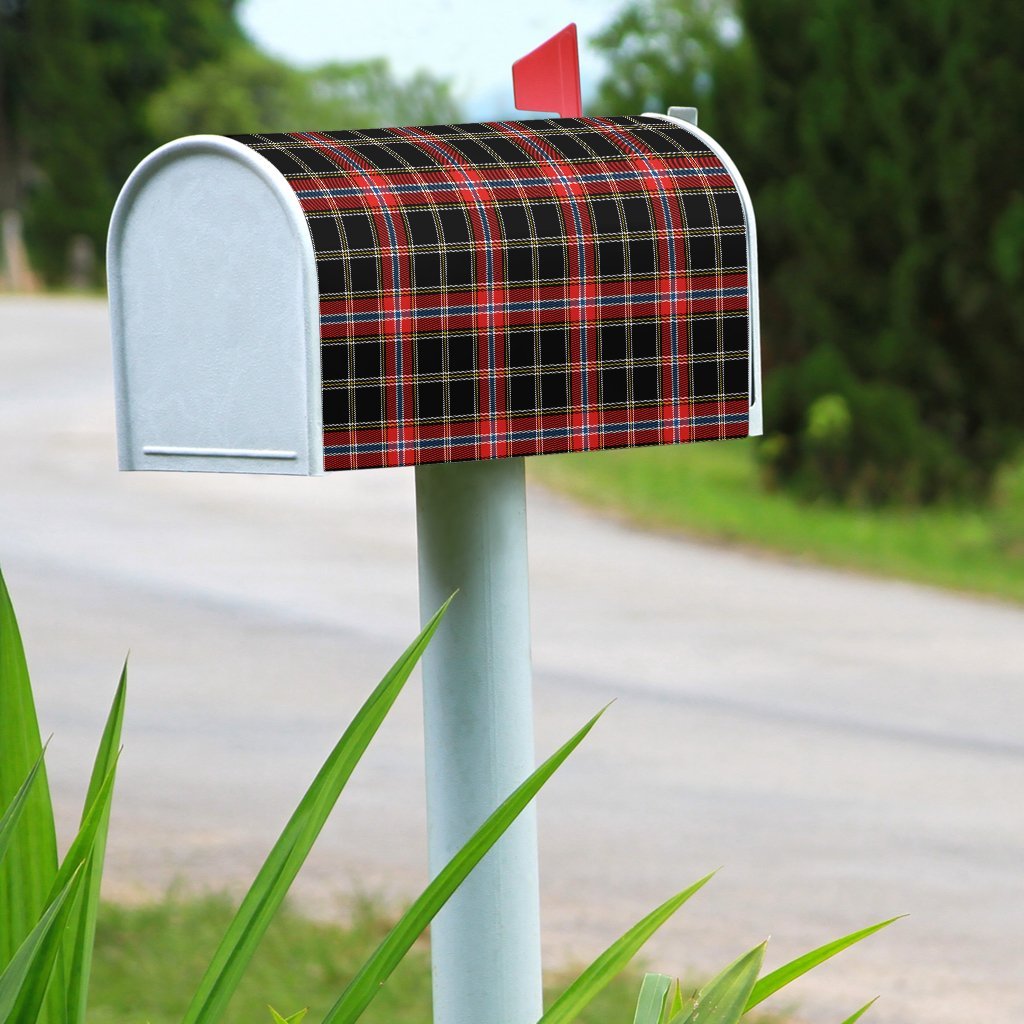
645, 112, 763, 437
107, 135, 323, 475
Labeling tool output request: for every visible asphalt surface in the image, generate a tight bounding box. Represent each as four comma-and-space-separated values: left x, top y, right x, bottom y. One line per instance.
1, 296, 1022, 1022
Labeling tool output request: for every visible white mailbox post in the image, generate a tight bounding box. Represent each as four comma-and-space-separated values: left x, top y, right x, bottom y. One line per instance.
108, 25, 760, 1024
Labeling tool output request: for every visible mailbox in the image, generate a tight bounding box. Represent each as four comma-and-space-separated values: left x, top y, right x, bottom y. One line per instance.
106, 48, 766, 1024
108, 113, 760, 475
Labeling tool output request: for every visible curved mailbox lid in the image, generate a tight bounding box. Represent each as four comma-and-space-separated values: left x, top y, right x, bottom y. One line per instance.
108, 135, 323, 476
644, 110, 761, 438
232, 115, 759, 471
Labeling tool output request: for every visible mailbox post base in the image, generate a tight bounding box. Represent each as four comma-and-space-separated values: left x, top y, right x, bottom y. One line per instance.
415, 457, 543, 1024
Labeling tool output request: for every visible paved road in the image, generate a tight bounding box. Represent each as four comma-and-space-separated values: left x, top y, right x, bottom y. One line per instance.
1, 296, 1022, 1023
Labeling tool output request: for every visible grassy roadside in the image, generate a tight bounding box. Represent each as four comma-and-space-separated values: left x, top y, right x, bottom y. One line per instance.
88, 895, 792, 1024
529, 439, 1024, 604
88, 895, 648, 1024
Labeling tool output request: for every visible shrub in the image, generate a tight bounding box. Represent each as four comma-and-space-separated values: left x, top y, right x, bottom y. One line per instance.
991, 451, 1024, 557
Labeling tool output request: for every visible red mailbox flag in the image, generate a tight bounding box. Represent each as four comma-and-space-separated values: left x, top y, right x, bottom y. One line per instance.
512, 24, 583, 117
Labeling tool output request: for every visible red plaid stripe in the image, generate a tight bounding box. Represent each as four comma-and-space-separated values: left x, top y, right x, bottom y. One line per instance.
232, 116, 752, 471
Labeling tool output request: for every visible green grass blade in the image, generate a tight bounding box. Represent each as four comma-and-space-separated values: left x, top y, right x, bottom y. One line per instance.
48, 762, 118, 904
666, 980, 684, 1021
0, 868, 84, 1024
745, 918, 902, 1012
0, 567, 59, 989
321, 708, 606, 1024
12, 762, 118, 1022
633, 973, 671, 1024
66, 663, 127, 1024
182, 598, 453, 1024
670, 943, 765, 1024
539, 873, 715, 1024
0, 750, 46, 870
269, 1009, 308, 1024
839, 998, 878, 1024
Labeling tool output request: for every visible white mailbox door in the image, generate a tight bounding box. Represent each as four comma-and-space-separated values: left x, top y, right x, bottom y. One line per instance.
108, 136, 323, 476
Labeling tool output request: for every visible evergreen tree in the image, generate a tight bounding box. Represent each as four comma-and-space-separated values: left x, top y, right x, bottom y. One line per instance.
0, 1, 463, 287
595, 0, 1024, 503
1, 0, 243, 283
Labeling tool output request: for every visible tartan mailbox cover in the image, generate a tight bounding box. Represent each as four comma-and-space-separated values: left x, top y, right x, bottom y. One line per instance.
108, 114, 760, 475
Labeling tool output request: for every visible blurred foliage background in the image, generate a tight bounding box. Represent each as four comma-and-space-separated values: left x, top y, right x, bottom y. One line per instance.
1, 0, 1022, 529
595, 0, 1024, 506
0, 0, 462, 286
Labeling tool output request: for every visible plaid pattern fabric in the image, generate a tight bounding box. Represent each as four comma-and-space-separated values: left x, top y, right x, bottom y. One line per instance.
232, 116, 752, 471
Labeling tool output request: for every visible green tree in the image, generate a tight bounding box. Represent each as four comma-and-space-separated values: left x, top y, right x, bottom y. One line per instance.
1, 0, 462, 287
595, 0, 1024, 504
145, 45, 314, 140
1, 0, 243, 284
146, 47, 463, 141
1, 0, 113, 281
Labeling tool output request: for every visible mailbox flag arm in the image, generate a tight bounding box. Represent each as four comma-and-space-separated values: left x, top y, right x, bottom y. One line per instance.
512, 24, 583, 117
